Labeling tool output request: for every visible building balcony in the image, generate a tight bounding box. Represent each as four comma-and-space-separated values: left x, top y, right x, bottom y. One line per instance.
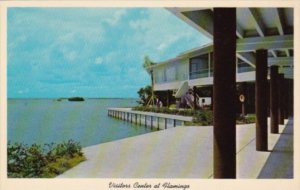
153, 71, 256, 91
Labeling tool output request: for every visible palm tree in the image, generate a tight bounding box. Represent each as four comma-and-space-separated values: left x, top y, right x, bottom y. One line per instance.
142, 55, 156, 106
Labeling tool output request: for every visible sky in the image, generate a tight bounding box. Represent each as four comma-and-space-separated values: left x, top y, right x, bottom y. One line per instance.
8, 8, 211, 98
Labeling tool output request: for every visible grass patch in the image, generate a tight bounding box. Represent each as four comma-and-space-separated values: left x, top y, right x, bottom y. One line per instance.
41, 154, 85, 178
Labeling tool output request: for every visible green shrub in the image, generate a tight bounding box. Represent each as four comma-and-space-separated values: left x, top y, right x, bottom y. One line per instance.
7, 140, 85, 178
193, 110, 213, 126
236, 114, 256, 124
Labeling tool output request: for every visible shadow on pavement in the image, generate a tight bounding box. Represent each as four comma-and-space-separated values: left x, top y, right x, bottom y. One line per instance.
258, 119, 293, 178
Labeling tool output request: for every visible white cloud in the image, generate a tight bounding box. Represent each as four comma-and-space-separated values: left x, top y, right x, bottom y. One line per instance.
157, 43, 167, 51
18, 88, 29, 94
127, 9, 207, 60
104, 9, 127, 26
8, 35, 27, 49
65, 51, 78, 61
95, 57, 103, 64
129, 19, 148, 30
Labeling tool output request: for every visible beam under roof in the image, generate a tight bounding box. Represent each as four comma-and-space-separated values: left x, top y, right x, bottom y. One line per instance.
167, 8, 213, 39
247, 8, 265, 36
236, 35, 293, 52
148, 35, 293, 69
170, 8, 256, 67
268, 57, 293, 66
247, 8, 280, 59
237, 52, 256, 67
274, 8, 291, 57
274, 8, 285, 35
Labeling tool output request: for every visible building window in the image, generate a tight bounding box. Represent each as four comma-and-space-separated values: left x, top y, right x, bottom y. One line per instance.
155, 67, 166, 84
166, 65, 176, 82
189, 54, 209, 79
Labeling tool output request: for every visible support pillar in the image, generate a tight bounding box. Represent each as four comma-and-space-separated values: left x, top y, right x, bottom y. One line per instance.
256, 49, 268, 151
284, 79, 289, 119
167, 90, 170, 107
193, 86, 197, 110
165, 118, 167, 129
278, 74, 285, 125
210, 86, 213, 110
213, 8, 236, 179
270, 65, 279, 133
139, 114, 142, 125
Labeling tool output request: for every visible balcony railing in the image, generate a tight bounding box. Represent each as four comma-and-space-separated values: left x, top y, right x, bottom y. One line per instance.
189, 68, 210, 79
155, 74, 187, 84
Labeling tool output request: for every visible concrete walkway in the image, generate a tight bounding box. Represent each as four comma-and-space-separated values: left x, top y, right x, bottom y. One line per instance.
57, 118, 293, 178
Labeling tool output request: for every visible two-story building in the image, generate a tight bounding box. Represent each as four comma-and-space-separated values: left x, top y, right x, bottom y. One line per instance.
146, 8, 293, 114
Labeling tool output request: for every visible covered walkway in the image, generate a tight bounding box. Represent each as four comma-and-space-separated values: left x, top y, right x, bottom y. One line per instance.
57, 118, 293, 178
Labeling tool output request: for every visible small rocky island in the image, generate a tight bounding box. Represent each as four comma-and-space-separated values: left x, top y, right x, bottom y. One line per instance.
68, 97, 85, 101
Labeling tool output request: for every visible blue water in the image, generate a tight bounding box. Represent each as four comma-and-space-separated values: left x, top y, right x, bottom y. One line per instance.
8, 98, 155, 147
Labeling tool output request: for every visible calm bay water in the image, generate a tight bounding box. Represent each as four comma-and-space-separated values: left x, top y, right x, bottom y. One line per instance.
8, 98, 155, 147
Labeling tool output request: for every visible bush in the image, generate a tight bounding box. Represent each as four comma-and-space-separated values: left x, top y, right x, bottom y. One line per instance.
8, 143, 47, 178
193, 110, 213, 126
8, 140, 85, 178
236, 114, 256, 124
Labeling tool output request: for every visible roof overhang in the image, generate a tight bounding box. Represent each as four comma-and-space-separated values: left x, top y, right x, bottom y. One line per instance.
163, 7, 294, 78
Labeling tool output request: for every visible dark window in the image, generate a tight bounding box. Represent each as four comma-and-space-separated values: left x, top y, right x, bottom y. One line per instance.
189, 54, 209, 79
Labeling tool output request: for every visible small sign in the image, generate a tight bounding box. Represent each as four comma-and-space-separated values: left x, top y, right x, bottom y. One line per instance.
239, 94, 245, 102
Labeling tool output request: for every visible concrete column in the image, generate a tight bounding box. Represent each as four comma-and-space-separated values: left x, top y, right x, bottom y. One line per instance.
167, 90, 170, 107
256, 49, 268, 151
286, 79, 293, 117
165, 118, 167, 129
278, 74, 285, 124
290, 79, 294, 117
213, 8, 236, 179
270, 65, 279, 133
284, 79, 289, 119
193, 86, 197, 110
210, 86, 213, 110
139, 114, 142, 125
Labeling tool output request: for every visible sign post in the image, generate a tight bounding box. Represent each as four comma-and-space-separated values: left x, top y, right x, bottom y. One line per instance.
239, 94, 246, 116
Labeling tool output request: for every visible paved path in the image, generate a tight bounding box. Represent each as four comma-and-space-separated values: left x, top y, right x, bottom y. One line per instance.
57, 119, 293, 178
